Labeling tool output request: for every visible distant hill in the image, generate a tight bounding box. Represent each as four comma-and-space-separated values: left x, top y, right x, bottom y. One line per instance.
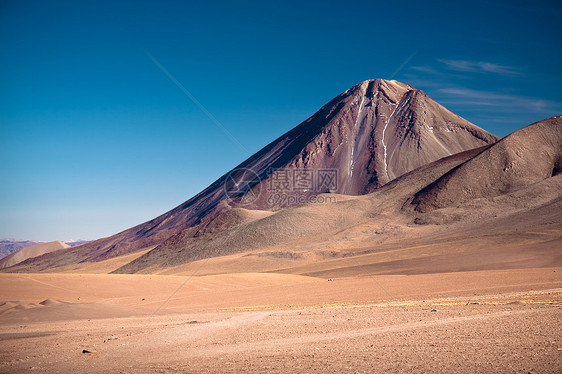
63, 240, 93, 247
0, 240, 42, 260
0, 239, 91, 261
0, 241, 70, 269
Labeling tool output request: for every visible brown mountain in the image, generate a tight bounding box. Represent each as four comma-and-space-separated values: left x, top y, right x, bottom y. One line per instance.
2, 79, 498, 271
113, 116, 561, 274
412, 116, 562, 212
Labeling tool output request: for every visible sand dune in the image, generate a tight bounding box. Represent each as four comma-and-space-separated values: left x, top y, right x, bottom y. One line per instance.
0, 299, 135, 324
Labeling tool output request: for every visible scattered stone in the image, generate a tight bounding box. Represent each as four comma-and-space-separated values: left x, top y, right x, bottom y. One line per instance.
82, 349, 95, 354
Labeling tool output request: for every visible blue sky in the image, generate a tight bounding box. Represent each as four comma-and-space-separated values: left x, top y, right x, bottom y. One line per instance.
1, 0, 561, 241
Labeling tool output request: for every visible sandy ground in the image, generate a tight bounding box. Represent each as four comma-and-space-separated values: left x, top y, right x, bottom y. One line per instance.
0, 268, 561, 373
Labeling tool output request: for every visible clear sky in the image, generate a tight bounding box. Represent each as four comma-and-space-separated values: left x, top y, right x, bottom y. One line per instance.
1, 0, 561, 241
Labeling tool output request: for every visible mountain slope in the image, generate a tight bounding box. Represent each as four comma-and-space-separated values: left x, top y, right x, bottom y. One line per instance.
113, 147, 486, 274
4, 79, 498, 269
412, 116, 562, 212
113, 117, 560, 274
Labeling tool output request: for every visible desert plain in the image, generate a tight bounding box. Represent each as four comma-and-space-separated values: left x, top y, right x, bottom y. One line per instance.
0, 256, 561, 373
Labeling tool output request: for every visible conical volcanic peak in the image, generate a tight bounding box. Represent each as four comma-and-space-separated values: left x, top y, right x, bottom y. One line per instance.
272, 78, 498, 196
4, 79, 499, 268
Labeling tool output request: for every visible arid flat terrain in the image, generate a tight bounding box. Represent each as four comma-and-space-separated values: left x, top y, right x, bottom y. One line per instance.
0, 268, 561, 373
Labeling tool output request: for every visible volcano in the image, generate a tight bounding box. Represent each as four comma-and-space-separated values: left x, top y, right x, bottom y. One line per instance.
7, 79, 499, 269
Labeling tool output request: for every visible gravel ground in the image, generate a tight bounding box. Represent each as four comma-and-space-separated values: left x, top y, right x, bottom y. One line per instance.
1, 290, 560, 373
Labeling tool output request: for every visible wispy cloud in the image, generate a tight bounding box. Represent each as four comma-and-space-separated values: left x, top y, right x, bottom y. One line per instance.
438, 87, 551, 112
409, 66, 437, 74
439, 59, 522, 76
